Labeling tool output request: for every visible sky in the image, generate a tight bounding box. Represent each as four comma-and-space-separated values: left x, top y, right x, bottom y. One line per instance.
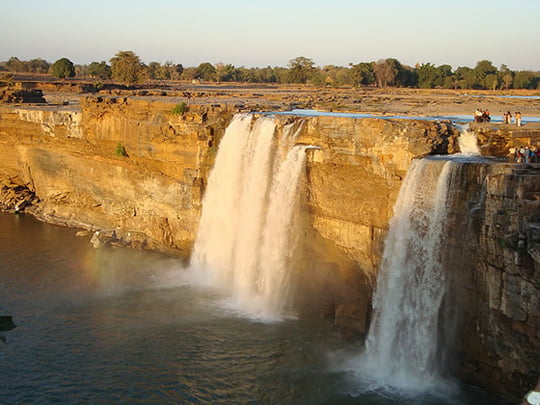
2, 0, 540, 71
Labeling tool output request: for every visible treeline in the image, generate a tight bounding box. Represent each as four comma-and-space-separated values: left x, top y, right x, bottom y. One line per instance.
1, 52, 539, 90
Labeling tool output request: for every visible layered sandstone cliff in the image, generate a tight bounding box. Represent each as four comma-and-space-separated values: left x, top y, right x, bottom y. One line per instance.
437, 162, 540, 399
0, 97, 236, 254
0, 97, 458, 258
0, 97, 538, 400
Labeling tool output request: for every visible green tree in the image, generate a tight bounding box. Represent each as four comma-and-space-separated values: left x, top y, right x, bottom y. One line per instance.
88, 61, 112, 80
498, 64, 513, 90
513, 71, 534, 89
257, 66, 279, 83
418, 63, 453, 88
173, 63, 184, 79
110, 51, 146, 85
417, 63, 437, 88
215, 63, 243, 82
181, 67, 198, 81
287, 56, 315, 84
455, 66, 476, 89
483, 74, 499, 90
350, 62, 375, 86
195, 62, 216, 81
6, 57, 24, 72
472, 60, 497, 89
29, 58, 50, 73
158, 62, 183, 80
146, 62, 161, 80
51, 57, 75, 79
318, 65, 352, 87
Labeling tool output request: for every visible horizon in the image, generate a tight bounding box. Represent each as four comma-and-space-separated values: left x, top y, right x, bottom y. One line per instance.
2, 0, 540, 72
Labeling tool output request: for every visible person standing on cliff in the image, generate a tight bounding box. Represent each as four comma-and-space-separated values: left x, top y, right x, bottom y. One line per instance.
509, 147, 516, 162
516, 111, 522, 126
503, 111, 512, 124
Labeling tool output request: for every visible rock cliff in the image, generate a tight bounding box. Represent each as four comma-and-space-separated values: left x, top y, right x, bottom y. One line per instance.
0, 97, 537, 400
0, 97, 236, 254
439, 162, 539, 399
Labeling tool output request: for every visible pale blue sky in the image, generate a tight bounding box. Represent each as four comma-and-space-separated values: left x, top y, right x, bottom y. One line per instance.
2, 0, 539, 70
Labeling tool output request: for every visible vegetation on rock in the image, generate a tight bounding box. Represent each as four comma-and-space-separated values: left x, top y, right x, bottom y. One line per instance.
115, 142, 128, 157
171, 102, 188, 115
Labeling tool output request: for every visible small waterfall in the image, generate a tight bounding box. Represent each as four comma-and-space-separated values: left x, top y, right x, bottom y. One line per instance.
361, 158, 459, 393
457, 126, 480, 155
190, 114, 309, 320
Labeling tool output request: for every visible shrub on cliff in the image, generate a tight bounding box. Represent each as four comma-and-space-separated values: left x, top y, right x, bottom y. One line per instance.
51, 58, 75, 79
115, 143, 128, 157
171, 102, 188, 115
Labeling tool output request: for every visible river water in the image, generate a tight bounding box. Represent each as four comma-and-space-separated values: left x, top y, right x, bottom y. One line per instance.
0, 213, 507, 404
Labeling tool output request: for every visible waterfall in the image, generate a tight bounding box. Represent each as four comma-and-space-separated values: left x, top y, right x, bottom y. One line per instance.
361, 158, 459, 393
190, 114, 308, 321
457, 126, 480, 155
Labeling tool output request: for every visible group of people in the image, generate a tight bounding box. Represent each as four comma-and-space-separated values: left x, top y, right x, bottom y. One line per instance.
473, 109, 491, 122
509, 145, 539, 163
503, 111, 523, 126
473, 109, 523, 126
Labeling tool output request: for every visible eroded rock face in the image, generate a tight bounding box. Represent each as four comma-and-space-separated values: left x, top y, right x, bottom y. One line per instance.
469, 122, 540, 157
0, 97, 237, 254
1, 97, 536, 400
436, 162, 539, 400
0, 98, 459, 259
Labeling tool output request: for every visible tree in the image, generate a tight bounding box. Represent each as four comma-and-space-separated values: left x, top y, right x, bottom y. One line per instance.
417, 63, 437, 88
29, 58, 50, 73
499, 64, 513, 90
6, 57, 24, 72
417, 63, 452, 88
146, 62, 161, 80
110, 51, 146, 85
181, 67, 198, 81
287, 56, 315, 84
174, 63, 184, 79
472, 60, 497, 89
318, 65, 352, 87
350, 62, 375, 86
373, 59, 400, 87
51, 57, 75, 79
88, 61, 112, 80
513, 71, 534, 89
195, 62, 216, 81
215, 63, 243, 82
160, 62, 183, 80
455, 66, 476, 89
483, 74, 499, 90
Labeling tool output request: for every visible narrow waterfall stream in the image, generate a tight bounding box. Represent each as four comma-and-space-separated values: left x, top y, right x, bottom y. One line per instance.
190, 114, 309, 321
360, 157, 461, 394
457, 125, 481, 155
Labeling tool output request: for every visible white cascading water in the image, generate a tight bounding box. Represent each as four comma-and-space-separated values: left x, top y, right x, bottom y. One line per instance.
190, 114, 309, 321
361, 158, 458, 394
457, 126, 481, 155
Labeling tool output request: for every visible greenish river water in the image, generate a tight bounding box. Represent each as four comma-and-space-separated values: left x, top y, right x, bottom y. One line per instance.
0, 213, 507, 404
